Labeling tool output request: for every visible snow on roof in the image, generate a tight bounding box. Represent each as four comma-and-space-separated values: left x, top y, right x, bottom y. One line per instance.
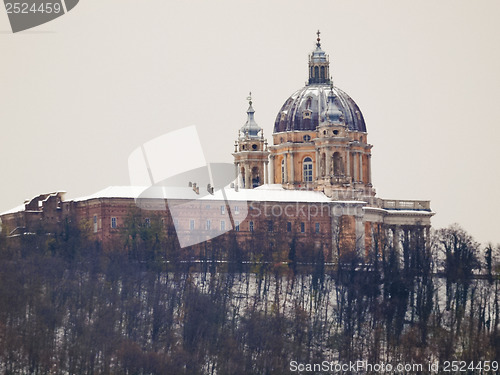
1, 185, 431, 216
364, 206, 434, 216
71, 185, 332, 204
0, 204, 26, 216
331, 200, 367, 205
42, 191, 66, 202
206, 186, 331, 203
72, 186, 148, 202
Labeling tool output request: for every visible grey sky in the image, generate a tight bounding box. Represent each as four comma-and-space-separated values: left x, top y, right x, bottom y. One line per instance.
1, 0, 499, 245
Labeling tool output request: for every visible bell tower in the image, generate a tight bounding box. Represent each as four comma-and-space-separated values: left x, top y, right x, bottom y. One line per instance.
314, 85, 375, 199
233, 94, 270, 189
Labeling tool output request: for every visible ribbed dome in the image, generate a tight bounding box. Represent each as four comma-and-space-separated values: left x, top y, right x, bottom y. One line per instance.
273, 85, 366, 133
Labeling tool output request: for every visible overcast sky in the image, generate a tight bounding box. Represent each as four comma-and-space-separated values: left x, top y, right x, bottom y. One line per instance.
1, 0, 499, 245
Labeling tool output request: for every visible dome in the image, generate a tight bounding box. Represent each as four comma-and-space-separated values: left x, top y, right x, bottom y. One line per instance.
240, 101, 261, 139
273, 85, 366, 133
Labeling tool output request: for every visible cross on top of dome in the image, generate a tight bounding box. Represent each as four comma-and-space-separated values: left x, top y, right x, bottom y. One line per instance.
309, 30, 330, 84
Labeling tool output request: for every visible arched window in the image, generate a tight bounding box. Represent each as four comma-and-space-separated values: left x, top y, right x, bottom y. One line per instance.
281, 159, 286, 183
320, 66, 325, 79
303, 157, 313, 182
314, 66, 319, 80
251, 167, 260, 188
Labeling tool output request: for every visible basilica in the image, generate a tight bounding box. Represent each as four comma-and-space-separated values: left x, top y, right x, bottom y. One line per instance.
0, 33, 433, 261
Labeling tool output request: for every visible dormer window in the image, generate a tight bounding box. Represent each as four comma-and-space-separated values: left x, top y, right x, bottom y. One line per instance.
303, 110, 312, 119
305, 96, 312, 109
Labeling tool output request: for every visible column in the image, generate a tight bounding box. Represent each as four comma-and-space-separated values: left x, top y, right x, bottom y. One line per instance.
355, 213, 365, 256
353, 153, 359, 181
234, 163, 239, 187
269, 156, 274, 184
315, 149, 320, 180
239, 165, 244, 188
393, 225, 400, 253
289, 152, 295, 184
238, 164, 244, 188
264, 161, 269, 184
367, 154, 372, 185
245, 166, 251, 189
326, 150, 332, 176
284, 156, 288, 183
425, 226, 431, 254
346, 150, 351, 178
359, 152, 363, 183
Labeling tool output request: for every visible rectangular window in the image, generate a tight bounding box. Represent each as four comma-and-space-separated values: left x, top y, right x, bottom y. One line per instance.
220, 220, 225, 231
287, 222, 292, 232
268, 221, 273, 232
234, 206, 239, 215
235, 221, 240, 232
111, 217, 117, 229
315, 223, 320, 234
189, 220, 195, 230
93, 215, 98, 233
220, 205, 225, 215
249, 221, 254, 232
145, 218, 151, 228
303, 159, 313, 182
206, 219, 211, 230
300, 222, 305, 233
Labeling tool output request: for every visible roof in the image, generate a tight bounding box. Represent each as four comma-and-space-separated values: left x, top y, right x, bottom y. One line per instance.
273, 85, 366, 134
73, 185, 332, 204
1, 185, 432, 216
72, 186, 148, 202
0, 204, 26, 216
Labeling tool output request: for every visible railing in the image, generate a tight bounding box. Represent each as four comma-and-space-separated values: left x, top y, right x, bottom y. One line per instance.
381, 199, 431, 211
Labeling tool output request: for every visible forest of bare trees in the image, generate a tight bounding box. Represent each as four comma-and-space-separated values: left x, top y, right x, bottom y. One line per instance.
0, 215, 498, 374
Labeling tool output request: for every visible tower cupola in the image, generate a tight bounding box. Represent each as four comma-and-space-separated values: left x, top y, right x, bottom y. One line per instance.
239, 93, 262, 139
308, 30, 330, 85
233, 94, 270, 189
